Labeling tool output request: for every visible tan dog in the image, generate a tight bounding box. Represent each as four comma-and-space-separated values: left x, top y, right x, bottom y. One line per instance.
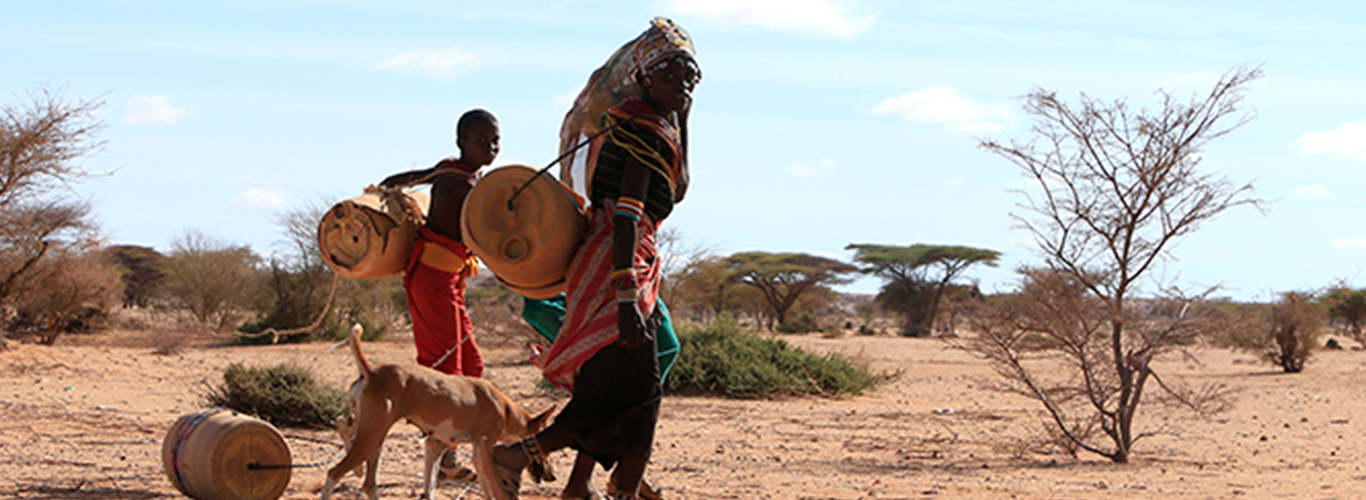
321, 325, 554, 500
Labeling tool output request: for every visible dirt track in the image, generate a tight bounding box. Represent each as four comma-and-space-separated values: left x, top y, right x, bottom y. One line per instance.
3, 330, 1366, 499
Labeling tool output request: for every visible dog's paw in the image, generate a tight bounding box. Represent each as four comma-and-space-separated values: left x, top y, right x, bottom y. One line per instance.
528, 458, 555, 483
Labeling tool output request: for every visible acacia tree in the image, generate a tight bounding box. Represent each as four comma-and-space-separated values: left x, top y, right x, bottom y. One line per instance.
1, 89, 104, 317
969, 67, 1263, 463
108, 245, 167, 308
1324, 283, 1366, 342
847, 243, 999, 336
725, 251, 857, 330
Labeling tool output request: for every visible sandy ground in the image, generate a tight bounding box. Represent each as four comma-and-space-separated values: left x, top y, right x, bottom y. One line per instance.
3, 328, 1366, 500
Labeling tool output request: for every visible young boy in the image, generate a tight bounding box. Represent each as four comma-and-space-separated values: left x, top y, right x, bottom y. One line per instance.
380, 108, 500, 378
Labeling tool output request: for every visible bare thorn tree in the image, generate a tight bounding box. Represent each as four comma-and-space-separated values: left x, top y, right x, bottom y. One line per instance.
1, 88, 105, 318
969, 66, 1263, 463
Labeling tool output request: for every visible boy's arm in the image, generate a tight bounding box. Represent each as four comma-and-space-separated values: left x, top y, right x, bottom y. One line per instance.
380, 158, 473, 188
379, 167, 437, 188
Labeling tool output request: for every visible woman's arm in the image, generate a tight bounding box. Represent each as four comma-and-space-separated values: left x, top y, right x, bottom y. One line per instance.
613, 155, 652, 350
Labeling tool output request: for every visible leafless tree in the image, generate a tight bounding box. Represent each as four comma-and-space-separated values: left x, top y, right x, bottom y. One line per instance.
1, 88, 104, 316
968, 66, 1263, 463
656, 226, 717, 316
163, 230, 262, 332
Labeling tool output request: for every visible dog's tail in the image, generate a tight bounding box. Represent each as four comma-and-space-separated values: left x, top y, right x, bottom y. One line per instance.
346, 324, 375, 379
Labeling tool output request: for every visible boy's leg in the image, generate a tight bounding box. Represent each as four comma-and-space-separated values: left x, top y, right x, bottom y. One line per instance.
453, 290, 484, 377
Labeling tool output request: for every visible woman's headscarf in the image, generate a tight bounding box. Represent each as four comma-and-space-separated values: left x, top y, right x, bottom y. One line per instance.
557, 17, 697, 198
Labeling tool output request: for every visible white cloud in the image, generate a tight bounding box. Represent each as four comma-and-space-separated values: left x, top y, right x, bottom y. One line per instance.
664, 0, 875, 38
372, 46, 481, 80
1292, 185, 1332, 199
870, 86, 1010, 133
232, 187, 290, 209
946, 178, 964, 186
1295, 122, 1366, 161
789, 158, 838, 177
1331, 238, 1366, 250
124, 95, 186, 124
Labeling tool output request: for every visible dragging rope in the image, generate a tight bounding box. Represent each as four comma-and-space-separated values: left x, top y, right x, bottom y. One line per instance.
237, 273, 340, 344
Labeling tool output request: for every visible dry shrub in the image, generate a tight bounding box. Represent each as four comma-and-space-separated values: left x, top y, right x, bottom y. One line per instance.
1263, 292, 1325, 373
7, 249, 122, 345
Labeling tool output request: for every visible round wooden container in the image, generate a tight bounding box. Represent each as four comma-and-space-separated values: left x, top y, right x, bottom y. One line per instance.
318, 190, 429, 279
462, 164, 586, 299
162, 409, 291, 500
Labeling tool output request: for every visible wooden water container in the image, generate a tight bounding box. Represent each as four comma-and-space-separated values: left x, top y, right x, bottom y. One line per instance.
162, 409, 291, 500
318, 190, 430, 279
462, 164, 586, 299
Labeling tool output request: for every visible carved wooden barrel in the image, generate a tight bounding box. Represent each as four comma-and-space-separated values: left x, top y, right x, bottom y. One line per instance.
462, 164, 586, 298
162, 408, 291, 500
318, 190, 430, 279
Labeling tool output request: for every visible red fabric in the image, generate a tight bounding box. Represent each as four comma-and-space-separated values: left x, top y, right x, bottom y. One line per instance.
405, 226, 482, 377
531, 201, 660, 389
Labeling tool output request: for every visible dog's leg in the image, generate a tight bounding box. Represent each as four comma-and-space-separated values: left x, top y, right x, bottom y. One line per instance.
473, 436, 520, 500
362, 451, 379, 500
420, 436, 446, 500
323, 405, 395, 500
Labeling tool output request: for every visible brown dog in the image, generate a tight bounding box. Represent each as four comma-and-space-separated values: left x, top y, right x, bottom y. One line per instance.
320, 325, 554, 500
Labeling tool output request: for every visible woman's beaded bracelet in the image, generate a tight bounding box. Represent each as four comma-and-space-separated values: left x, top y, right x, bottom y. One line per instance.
610, 268, 638, 290
614, 196, 645, 222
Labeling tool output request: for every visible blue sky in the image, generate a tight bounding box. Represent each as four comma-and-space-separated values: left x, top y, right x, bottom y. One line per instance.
4, 1, 1365, 300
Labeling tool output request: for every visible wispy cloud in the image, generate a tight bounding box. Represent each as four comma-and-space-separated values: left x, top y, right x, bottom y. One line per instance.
790, 158, 838, 177
1331, 238, 1366, 250
124, 95, 186, 124
232, 187, 290, 209
372, 46, 481, 80
1295, 122, 1366, 161
1292, 185, 1332, 199
664, 0, 875, 38
870, 86, 1010, 133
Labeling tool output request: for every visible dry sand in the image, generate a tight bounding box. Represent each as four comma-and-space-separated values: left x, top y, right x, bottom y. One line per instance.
3, 328, 1365, 500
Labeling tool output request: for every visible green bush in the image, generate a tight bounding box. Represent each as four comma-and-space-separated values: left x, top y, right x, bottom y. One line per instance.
667, 318, 897, 398
203, 362, 349, 429
776, 311, 823, 333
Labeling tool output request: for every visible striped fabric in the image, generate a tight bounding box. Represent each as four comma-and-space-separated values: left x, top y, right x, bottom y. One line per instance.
531, 200, 660, 390
590, 98, 686, 221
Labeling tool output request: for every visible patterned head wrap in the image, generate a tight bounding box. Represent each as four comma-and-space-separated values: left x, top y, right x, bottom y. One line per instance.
632, 17, 697, 77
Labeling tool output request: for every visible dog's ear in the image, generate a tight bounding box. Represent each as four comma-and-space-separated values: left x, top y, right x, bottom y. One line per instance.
528, 405, 556, 433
